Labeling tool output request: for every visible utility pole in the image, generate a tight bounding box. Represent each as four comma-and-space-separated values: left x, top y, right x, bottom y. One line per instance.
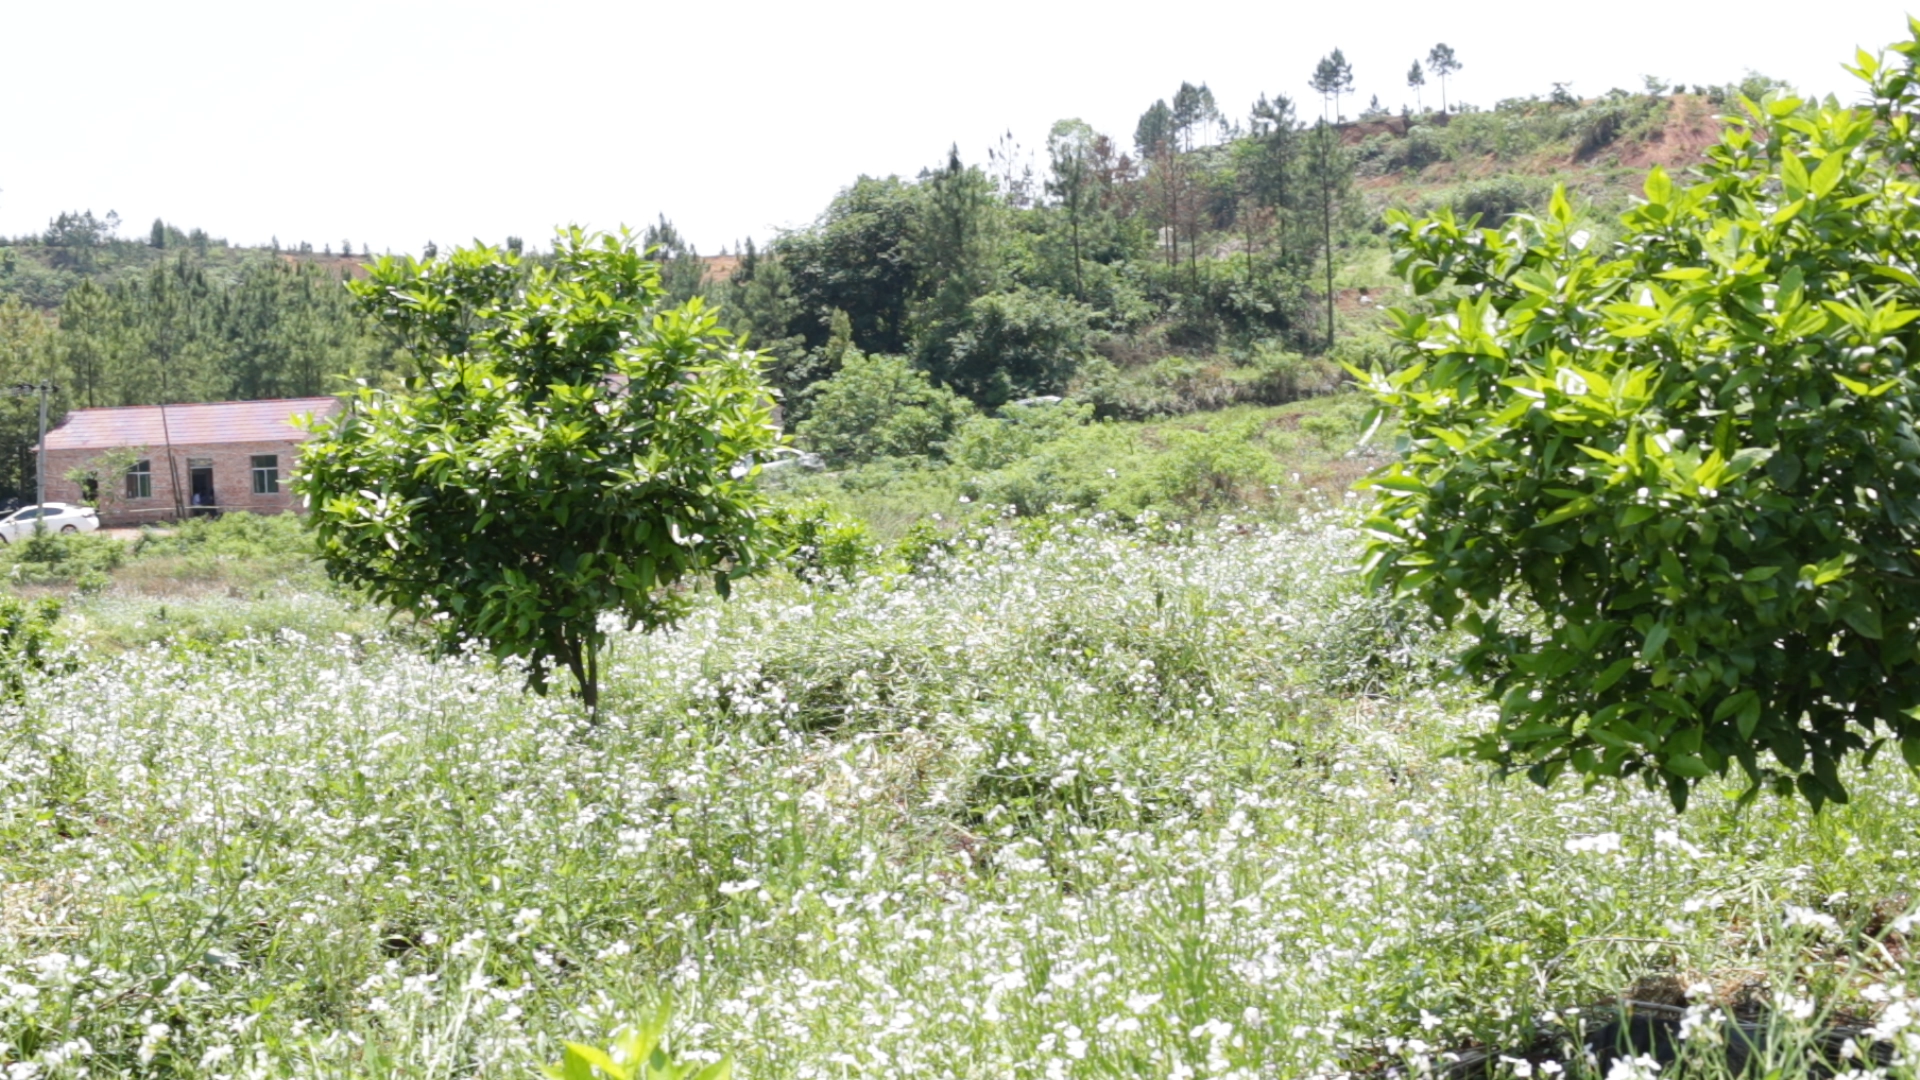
6, 381, 59, 530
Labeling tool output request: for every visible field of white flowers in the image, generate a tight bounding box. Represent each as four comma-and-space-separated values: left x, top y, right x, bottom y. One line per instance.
3, 508, 1920, 1078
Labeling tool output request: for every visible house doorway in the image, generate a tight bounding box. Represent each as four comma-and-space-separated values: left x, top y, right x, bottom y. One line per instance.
189, 463, 216, 516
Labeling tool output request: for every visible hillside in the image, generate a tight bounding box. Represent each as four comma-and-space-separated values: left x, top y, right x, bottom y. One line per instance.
0, 81, 1748, 514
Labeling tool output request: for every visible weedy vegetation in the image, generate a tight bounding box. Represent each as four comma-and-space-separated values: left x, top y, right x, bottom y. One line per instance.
2, 504, 1920, 1078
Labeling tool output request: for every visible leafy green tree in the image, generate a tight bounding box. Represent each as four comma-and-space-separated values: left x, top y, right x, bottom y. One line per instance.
1407, 61, 1426, 112
1133, 99, 1186, 272
0, 296, 66, 501
1240, 94, 1302, 277
912, 146, 1002, 328
715, 238, 814, 405
930, 288, 1094, 406
1171, 81, 1220, 151
1358, 27, 1920, 810
1426, 43, 1461, 112
797, 350, 973, 465
1046, 119, 1100, 298
297, 229, 782, 710
1133, 99, 1173, 163
779, 176, 921, 356
1168, 82, 1223, 286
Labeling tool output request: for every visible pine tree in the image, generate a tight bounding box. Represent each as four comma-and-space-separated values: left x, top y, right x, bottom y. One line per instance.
1427, 44, 1462, 112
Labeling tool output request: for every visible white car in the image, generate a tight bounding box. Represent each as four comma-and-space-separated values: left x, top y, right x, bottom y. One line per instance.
0, 503, 100, 543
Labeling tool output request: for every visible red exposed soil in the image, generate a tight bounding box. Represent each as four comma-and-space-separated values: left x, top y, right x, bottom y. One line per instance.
1351, 94, 1723, 199
1613, 95, 1722, 169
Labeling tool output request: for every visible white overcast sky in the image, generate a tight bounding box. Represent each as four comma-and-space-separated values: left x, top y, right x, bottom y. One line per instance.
2, 0, 1912, 256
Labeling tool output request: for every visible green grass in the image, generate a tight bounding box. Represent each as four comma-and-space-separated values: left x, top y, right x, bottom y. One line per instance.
774, 394, 1381, 544
2, 509, 1920, 1077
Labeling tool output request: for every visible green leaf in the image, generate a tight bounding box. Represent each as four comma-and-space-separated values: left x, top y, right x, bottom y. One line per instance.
1592, 656, 1636, 692
564, 1044, 620, 1080
1663, 754, 1712, 778
1765, 451, 1802, 491
1508, 722, 1571, 745
1538, 496, 1598, 527
1781, 152, 1810, 199
1713, 690, 1757, 723
1644, 166, 1672, 205
1810, 150, 1845, 199
1841, 600, 1884, 639
1366, 474, 1429, 494
1724, 447, 1773, 478
1549, 184, 1573, 225
1641, 622, 1670, 660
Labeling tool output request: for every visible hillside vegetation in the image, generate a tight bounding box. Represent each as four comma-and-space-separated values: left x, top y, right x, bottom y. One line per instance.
0, 64, 1768, 506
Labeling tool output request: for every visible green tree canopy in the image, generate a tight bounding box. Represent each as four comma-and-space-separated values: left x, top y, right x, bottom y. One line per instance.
779, 176, 922, 356
797, 350, 972, 465
1358, 23, 1920, 810
298, 229, 782, 710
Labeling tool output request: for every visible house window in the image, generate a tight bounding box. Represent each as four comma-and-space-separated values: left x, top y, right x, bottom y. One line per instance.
251, 454, 280, 495
125, 460, 152, 499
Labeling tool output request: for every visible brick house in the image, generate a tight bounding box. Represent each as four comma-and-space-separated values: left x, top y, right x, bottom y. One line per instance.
41, 397, 344, 526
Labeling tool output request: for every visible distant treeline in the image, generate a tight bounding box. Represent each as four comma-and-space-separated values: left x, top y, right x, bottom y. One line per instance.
682, 82, 1367, 424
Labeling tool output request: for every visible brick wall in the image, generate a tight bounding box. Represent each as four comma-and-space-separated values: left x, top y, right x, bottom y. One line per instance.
42, 439, 314, 527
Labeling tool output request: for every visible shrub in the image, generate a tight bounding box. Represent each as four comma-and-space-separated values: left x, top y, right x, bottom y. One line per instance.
0, 594, 62, 700
798, 351, 975, 466
1227, 342, 1325, 405
1120, 418, 1284, 513
769, 498, 878, 583
0, 531, 124, 586
129, 511, 312, 560
921, 287, 1095, 407
1449, 177, 1553, 227
947, 400, 1094, 472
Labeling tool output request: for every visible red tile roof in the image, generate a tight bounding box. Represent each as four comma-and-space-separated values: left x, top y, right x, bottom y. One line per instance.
45, 397, 344, 451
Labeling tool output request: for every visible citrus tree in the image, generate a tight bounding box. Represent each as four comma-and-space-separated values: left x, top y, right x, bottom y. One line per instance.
1358, 24, 1920, 810
297, 229, 781, 710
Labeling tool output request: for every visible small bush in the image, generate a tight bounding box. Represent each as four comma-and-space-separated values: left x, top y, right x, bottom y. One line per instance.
1116, 418, 1284, 513
129, 511, 313, 560
0, 594, 63, 700
798, 351, 975, 466
769, 499, 878, 583
0, 531, 125, 586
1227, 343, 1325, 405
1450, 177, 1553, 227
947, 401, 1095, 472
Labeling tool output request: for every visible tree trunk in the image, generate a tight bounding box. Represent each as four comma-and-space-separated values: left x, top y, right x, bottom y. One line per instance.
1070, 215, 1084, 299
562, 631, 600, 715
1321, 139, 1336, 352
